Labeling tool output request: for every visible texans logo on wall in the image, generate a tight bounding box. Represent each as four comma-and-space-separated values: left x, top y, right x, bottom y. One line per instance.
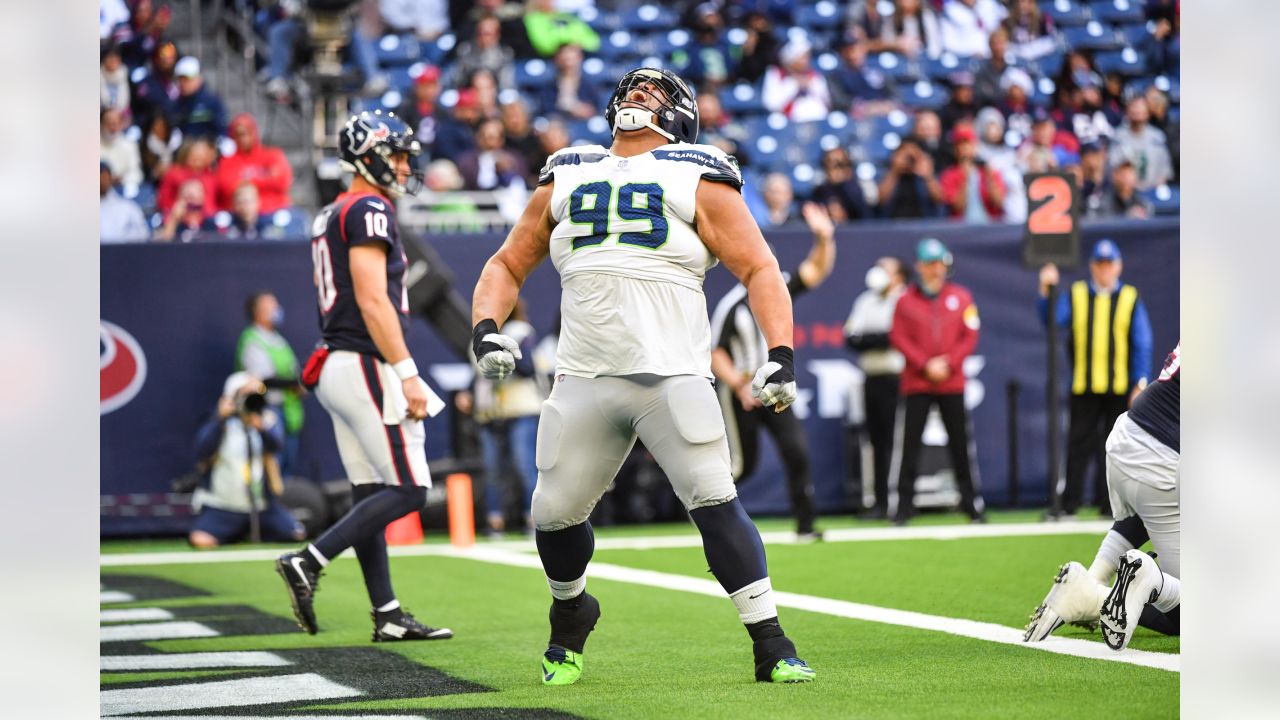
101, 321, 147, 414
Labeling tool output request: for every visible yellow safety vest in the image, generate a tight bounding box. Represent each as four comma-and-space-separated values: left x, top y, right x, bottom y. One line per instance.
1070, 281, 1139, 395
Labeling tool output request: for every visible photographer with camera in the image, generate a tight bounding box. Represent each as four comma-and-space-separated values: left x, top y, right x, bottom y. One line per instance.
878, 137, 944, 219
188, 372, 305, 548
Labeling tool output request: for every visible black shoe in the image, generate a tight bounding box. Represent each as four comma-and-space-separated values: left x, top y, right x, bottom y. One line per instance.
371, 607, 453, 641
970, 513, 988, 524
275, 551, 322, 634
796, 529, 824, 543
859, 507, 888, 520
892, 514, 909, 527
548, 592, 601, 654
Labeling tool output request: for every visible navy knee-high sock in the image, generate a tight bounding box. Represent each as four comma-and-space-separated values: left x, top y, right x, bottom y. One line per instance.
690, 499, 768, 594
348, 484, 396, 609
312, 484, 427, 565
535, 521, 595, 584
1139, 605, 1180, 636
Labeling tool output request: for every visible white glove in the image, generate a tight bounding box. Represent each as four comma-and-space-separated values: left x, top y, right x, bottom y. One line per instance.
475, 333, 522, 380
751, 360, 798, 413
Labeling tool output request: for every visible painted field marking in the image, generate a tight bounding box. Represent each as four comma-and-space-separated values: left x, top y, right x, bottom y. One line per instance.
101, 521, 1114, 567
101, 673, 362, 716
102, 651, 292, 672
101, 590, 136, 603
101, 608, 174, 623
433, 545, 1181, 674
100, 621, 220, 643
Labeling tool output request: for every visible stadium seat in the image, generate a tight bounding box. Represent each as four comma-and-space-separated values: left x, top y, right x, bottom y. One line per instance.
566, 116, 614, 146
375, 34, 422, 67
922, 53, 981, 82
790, 162, 820, 199
580, 57, 611, 86
1094, 48, 1147, 76
1031, 76, 1057, 107
580, 6, 622, 34
422, 33, 457, 66
863, 109, 915, 144
862, 129, 904, 165
1061, 22, 1125, 51
1127, 75, 1180, 103
654, 28, 692, 56
898, 80, 949, 110
1168, 105, 1179, 123
751, 133, 785, 172
1090, 0, 1145, 25
1026, 49, 1066, 79
794, 0, 843, 31
1140, 184, 1180, 216
719, 82, 768, 115
269, 208, 310, 238
514, 59, 555, 89
598, 30, 642, 61
1116, 22, 1152, 47
621, 4, 679, 32
1039, 0, 1092, 26
871, 52, 922, 83
387, 63, 432, 93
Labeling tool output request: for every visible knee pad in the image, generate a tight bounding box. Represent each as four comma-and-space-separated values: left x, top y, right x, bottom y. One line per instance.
1111, 514, 1149, 547
536, 402, 564, 472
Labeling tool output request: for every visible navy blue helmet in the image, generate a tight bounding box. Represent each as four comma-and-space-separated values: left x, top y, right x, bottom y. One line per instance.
338, 110, 422, 196
605, 68, 699, 144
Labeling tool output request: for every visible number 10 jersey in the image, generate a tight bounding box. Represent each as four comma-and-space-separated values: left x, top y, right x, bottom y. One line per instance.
539, 143, 744, 379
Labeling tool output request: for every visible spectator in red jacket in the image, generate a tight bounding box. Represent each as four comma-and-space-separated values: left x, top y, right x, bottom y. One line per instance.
216, 113, 293, 213
940, 123, 1006, 222
157, 137, 218, 217
889, 238, 986, 526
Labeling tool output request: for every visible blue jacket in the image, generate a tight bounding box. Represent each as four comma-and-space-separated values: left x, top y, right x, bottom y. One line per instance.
174, 86, 227, 139
1038, 279, 1153, 387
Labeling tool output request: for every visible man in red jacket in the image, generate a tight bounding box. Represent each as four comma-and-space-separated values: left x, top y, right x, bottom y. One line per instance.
888, 238, 986, 526
216, 113, 293, 214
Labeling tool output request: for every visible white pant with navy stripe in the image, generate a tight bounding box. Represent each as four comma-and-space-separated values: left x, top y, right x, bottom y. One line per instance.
316, 350, 431, 488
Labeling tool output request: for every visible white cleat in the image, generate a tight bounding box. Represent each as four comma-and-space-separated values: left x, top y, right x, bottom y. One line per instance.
1023, 561, 1106, 642
1100, 549, 1162, 651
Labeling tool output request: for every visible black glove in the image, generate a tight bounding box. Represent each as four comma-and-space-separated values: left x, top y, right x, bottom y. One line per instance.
751, 346, 798, 412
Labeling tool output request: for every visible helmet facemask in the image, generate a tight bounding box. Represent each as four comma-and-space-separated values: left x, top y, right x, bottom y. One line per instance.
606, 68, 699, 144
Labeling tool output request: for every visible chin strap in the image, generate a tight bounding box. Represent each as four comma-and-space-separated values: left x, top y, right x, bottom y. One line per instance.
612, 107, 676, 143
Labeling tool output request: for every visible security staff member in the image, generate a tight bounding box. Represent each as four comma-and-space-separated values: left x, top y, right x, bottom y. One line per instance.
1039, 239, 1152, 517
889, 238, 986, 526
845, 257, 908, 519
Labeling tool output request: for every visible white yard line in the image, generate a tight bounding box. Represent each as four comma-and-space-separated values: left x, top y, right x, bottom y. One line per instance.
433, 545, 1180, 674
99, 519, 1175, 673
101, 520, 1113, 567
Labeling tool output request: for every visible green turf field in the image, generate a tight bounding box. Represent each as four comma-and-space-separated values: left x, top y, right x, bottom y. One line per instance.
100, 511, 1179, 719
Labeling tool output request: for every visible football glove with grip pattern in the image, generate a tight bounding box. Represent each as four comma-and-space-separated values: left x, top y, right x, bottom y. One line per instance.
751, 346, 798, 413
472, 318, 522, 381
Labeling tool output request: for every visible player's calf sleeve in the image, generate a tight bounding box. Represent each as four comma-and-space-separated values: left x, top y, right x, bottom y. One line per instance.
312, 485, 428, 560
691, 499, 770, 601
349, 484, 396, 609
1153, 572, 1180, 612
1088, 517, 1147, 584
536, 522, 595, 599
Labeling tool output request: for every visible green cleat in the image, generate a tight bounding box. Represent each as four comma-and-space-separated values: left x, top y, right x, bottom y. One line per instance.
542, 645, 584, 685
768, 658, 816, 683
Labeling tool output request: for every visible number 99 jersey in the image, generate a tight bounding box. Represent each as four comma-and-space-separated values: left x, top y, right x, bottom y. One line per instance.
309, 191, 410, 358
540, 143, 743, 379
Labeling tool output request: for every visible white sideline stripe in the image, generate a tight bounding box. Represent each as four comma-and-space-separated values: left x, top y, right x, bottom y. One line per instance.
108, 716, 428, 720
101, 590, 136, 603
102, 608, 175, 623
102, 651, 292, 672
100, 673, 362, 716
99, 521, 1114, 567
100, 621, 220, 643
433, 546, 1181, 674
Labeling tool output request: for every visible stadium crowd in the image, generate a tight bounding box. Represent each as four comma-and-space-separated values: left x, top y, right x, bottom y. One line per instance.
100, 0, 1179, 240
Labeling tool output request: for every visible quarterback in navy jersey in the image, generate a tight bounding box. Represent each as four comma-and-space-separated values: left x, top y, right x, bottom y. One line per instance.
275, 111, 453, 643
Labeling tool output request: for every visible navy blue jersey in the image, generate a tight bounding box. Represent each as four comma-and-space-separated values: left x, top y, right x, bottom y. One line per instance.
1129, 343, 1179, 453
309, 191, 409, 358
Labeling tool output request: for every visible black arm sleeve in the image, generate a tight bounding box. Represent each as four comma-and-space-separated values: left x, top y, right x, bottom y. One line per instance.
846, 332, 891, 351
786, 270, 808, 299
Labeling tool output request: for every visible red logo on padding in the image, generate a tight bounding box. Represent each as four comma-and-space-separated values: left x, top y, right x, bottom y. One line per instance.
101, 321, 148, 414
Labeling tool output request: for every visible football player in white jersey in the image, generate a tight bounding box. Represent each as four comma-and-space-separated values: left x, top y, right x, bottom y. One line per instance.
471, 68, 815, 685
